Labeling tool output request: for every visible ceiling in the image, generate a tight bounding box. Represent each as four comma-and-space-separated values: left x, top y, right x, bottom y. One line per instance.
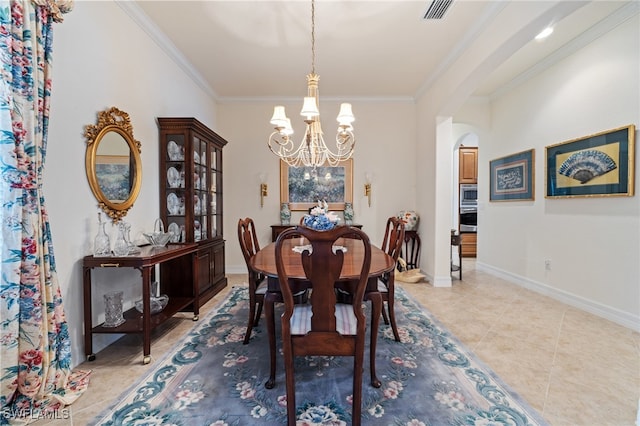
128, 1, 635, 102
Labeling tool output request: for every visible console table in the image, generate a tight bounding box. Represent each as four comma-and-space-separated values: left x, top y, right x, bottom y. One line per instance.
83, 243, 199, 364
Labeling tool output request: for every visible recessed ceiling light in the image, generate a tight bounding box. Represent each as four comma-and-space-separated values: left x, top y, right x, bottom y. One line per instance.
535, 27, 554, 40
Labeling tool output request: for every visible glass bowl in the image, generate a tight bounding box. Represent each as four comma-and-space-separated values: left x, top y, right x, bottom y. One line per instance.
135, 295, 169, 314
143, 232, 173, 247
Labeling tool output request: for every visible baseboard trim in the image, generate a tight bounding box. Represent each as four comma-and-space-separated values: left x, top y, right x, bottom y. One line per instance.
476, 261, 640, 332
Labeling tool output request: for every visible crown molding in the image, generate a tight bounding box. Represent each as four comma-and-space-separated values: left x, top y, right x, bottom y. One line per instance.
115, 0, 218, 100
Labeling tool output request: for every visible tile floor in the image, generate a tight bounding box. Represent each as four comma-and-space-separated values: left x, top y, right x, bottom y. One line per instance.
36, 260, 639, 425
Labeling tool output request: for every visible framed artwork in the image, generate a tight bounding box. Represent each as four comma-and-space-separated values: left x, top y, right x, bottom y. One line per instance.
280, 159, 353, 211
545, 124, 635, 198
489, 149, 535, 201
95, 154, 132, 202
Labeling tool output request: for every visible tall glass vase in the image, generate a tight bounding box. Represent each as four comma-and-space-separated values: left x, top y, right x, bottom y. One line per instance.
103, 291, 125, 327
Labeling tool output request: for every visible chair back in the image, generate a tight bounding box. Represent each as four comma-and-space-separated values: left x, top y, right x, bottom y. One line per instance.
381, 216, 405, 263
275, 226, 372, 342
238, 217, 260, 267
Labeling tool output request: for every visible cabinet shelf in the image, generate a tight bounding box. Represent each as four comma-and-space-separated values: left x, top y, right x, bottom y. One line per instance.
90, 296, 195, 334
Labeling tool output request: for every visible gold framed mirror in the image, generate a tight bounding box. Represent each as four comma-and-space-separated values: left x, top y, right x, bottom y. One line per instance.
85, 107, 142, 222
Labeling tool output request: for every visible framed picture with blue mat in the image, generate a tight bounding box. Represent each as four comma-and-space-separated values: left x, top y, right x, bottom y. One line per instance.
545, 124, 635, 198
490, 149, 535, 201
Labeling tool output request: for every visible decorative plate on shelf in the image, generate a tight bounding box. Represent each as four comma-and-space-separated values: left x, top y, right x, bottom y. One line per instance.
167, 192, 180, 215
167, 167, 180, 188
167, 141, 183, 161
194, 220, 201, 241
194, 151, 200, 164
168, 222, 180, 243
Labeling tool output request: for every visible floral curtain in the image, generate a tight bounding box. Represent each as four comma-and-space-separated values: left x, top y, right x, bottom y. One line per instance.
0, 1, 89, 423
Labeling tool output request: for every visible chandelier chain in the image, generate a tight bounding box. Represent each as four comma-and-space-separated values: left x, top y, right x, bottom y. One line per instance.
311, 0, 315, 75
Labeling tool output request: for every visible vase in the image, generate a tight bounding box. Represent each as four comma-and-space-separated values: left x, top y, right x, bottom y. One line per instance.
113, 222, 130, 256
94, 213, 111, 256
103, 291, 125, 328
398, 210, 419, 231
344, 202, 354, 225
280, 203, 291, 225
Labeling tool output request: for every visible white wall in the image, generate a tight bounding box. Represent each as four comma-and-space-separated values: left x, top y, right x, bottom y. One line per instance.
477, 16, 640, 329
46, 1, 218, 366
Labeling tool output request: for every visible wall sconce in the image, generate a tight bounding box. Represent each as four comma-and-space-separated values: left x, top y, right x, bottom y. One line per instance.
260, 183, 268, 207
259, 173, 268, 208
364, 172, 373, 207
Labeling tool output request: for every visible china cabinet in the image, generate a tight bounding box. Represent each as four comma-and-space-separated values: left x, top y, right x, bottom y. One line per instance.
158, 117, 228, 308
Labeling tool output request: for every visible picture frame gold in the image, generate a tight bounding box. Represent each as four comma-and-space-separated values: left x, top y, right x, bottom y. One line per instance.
545, 125, 635, 198
280, 159, 353, 211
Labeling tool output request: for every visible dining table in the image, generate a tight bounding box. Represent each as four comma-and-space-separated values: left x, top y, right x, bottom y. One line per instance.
250, 234, 395, 389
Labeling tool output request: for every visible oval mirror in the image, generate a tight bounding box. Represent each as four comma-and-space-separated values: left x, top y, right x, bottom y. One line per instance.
85, 107, 142, 222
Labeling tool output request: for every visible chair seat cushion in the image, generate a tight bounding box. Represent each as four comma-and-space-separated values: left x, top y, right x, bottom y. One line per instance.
377, 279, 389, 293
255, 279, 268, 295
290, 304, 357, 335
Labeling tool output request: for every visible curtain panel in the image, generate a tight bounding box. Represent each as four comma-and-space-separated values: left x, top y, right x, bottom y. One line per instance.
0, 1, 89, 422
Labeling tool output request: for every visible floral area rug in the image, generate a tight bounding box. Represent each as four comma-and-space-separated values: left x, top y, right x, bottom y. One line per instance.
91, 285, 548, 426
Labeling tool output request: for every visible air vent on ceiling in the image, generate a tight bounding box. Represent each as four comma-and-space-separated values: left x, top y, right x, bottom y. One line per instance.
423, 0, 453, 20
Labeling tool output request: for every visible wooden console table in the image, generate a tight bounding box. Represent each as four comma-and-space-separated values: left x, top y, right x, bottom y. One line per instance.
83, 243, 199, 364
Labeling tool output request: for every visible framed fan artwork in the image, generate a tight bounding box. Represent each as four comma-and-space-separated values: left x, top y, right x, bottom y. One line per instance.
545, 124, 635, 198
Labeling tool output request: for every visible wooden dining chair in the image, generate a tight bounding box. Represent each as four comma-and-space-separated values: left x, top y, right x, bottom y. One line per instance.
275, 226, 372, 426
376, 216, 405, 341
238, 217, 272, 344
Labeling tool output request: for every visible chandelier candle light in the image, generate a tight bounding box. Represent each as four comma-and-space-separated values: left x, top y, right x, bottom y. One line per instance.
268, 0, 355, 168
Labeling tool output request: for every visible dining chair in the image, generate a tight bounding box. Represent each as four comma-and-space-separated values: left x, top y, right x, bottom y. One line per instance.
376, 216, 405, 342
237, 217, 272, 344
275, 226, 372, 426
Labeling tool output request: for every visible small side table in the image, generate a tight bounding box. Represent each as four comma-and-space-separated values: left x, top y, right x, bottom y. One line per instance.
450, 230, 462, 280
402, 230, 421, 270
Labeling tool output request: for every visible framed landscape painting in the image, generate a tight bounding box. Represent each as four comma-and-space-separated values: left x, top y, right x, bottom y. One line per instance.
280, 159, 353, 211
545, 124, 635, 198
489, 149, 535, 201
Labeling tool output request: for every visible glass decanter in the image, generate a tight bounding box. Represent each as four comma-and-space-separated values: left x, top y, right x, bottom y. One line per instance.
94, 212, 111, 256
113, 222, 130, 256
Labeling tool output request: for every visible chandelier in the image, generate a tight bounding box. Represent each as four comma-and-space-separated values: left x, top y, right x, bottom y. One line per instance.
268, 0, 355, 168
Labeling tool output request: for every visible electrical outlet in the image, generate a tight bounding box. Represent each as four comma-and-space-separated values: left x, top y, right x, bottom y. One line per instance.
544, 259, 552, 271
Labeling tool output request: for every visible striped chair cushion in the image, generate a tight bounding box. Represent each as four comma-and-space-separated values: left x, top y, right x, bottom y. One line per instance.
256, 279, 268, 295
290, 304, 358, 335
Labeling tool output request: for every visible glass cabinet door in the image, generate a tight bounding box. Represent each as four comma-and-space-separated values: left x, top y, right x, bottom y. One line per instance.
164, 134, 186, 243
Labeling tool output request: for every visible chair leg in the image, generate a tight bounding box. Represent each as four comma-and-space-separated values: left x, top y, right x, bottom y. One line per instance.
264, 294, 277, 389
381, 304, 390, 325
253, 300, 264, 326
243, 289, 257, 345
283, 342, 297, 425
369, 292, 382, 388
352, 346, 364, 426
387, 298, 401, 342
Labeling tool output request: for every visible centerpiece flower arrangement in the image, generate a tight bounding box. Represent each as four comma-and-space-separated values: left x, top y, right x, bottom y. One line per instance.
303, 200, 340, 231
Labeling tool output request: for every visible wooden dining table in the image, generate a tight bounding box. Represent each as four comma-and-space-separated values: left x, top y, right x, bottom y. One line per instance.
250, 235, 395, 389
